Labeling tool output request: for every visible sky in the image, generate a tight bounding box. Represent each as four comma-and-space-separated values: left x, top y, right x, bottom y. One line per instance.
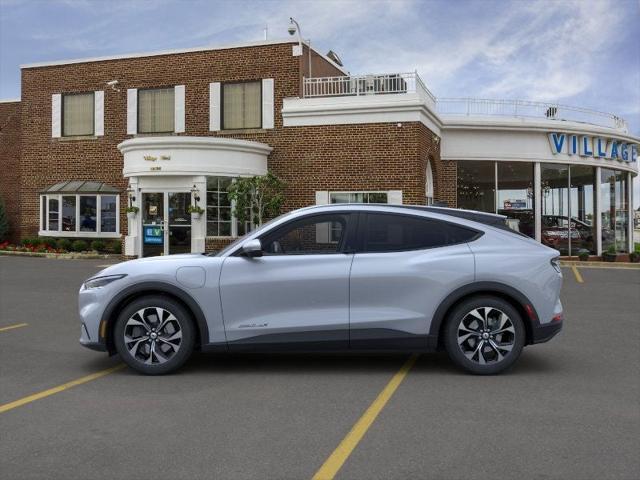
1, 0, 639, 203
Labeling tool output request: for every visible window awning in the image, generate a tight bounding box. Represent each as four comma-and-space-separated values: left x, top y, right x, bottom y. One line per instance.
41, 181, 120, 194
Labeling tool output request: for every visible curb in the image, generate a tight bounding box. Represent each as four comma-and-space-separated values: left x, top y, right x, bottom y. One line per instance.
560, 260, 640, 269
0, 250, 120, 260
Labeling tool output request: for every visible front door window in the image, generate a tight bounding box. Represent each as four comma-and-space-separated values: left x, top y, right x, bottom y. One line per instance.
141, 192, 191, 257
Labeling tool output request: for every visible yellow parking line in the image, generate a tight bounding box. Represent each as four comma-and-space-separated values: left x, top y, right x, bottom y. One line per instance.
0, 323, 28, 333
0, 364, 125, 414
312, 354, 418, 480
571, 265, 584, 283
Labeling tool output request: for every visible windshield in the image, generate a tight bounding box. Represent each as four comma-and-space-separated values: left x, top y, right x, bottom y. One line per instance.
212, 211, 292, 257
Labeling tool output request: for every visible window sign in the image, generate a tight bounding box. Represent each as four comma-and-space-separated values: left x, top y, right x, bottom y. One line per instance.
144, 226, 163, 245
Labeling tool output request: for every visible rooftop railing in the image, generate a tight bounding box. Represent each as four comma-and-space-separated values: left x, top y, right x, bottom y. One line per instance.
436, 98, 628, 131
303, 72, 436, 104
301, 74, 627, 131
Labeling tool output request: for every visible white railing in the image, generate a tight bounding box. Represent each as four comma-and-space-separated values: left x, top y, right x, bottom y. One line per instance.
302, 75, 628, 131
436, 98, 628, 131
303, 72, 436, 103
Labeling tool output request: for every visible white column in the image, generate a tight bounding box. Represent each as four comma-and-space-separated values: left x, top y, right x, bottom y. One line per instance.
595, 167, 602, 256
191, 175, 207, 253
124, 177, 140, 257
174, 85, 185, 133
126, 89, 138, 135
534, 162, 541, 242
94, 91, 104, 136
51, 94, 61, 138
209, 83, 221, 131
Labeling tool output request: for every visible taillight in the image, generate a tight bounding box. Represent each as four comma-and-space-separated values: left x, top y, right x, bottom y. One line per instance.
552, 313, 564, 322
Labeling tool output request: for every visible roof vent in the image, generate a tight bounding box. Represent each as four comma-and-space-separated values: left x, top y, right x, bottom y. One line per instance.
326, 50, 343, 67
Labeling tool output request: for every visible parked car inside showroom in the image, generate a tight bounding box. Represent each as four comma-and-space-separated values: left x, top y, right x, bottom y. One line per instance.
79, 204, 564, 375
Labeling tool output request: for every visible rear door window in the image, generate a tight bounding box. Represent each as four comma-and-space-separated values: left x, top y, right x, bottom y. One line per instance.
361, 213, 479, 253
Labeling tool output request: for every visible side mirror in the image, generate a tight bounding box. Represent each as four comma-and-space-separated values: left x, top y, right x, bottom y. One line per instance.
241, 239, 263, 258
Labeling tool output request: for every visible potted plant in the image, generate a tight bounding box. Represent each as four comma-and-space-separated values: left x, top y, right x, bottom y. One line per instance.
126, 206, 139, 220
577, 249, 589, 261
187, 204, 204, 219
603, 244, 618, 262
630, 246, 640, 263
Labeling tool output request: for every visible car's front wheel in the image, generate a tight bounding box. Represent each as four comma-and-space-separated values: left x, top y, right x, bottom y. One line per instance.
443, 296, 525, 375
114, 296, 195, 375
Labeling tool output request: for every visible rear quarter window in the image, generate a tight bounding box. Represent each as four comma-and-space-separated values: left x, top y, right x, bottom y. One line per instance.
363, 213, 480, 253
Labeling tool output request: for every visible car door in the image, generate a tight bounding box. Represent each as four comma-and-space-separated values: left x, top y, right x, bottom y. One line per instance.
220, 212, 356, 349
349, 212, 476, 349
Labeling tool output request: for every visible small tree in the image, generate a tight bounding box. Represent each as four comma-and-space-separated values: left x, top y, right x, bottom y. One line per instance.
227, 172, 285, 228
0, 197, 9, 242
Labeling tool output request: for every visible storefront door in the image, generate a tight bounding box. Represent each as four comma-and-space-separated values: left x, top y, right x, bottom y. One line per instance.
141, 192, 191, 257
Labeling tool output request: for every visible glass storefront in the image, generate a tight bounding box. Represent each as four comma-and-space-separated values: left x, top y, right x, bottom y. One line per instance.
457, 161, 495, 213
541, 164, 570, 255
457, 160, 629, 255
497, 162, 534, 238
601, 169, 629, 253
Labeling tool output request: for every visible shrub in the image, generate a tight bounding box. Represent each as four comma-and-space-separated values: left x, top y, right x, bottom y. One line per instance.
21, 237, 36, 247
38, 237, 57, 249
57, 238, 72, 251
107, 240, 122, 254
71, 240, 88, 252
90, 240, 106, 252
577, 249, 589, 261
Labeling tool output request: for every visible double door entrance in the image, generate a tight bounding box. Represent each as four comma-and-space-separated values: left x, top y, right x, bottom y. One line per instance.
141, 192, 192, 257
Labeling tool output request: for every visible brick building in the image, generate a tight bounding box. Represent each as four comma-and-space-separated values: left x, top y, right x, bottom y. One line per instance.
0, 38, 638, 257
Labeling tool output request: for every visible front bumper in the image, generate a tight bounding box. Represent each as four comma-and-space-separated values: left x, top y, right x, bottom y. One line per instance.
79, 322, 107, 351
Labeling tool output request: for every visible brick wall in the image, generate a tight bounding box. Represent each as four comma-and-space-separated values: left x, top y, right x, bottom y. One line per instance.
14, 40, 442, 249
0, 101, 21, 242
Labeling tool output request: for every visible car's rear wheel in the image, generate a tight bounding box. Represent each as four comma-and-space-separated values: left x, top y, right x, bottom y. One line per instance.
443, 296, 525, 375
114, 296, 195, 375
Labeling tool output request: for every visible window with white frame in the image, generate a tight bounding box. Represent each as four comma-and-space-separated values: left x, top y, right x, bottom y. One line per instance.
138, 87, 175, 133
40, 194, 120, 237
329, 191, 389, 204
426, 160, 434, 205
222, 81, 261, 130
62, 92, 94, 136
206, 177, 251, 237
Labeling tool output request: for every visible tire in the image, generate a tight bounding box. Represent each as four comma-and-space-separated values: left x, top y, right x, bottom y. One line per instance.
443, 296, 525, 375
114, 296, 195, 375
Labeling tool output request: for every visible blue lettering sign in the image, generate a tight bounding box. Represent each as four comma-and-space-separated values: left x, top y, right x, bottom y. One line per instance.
632, 144, 638, 162
580, 136, 593, 156
596, 138, 607, 157
610, 141, 619, 159
620, 143, 628, 161
548, 133, 565, 154
570, 135, 578, 155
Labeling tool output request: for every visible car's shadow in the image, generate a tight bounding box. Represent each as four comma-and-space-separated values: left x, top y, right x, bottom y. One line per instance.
164, 349, 556, 376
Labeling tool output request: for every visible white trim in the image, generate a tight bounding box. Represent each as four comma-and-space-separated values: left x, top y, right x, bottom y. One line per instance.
262, 78, 275, 129
94, 90, 104, 136
0, 98, 20, 103
174, 85, 185, 133
19, 39, 348, 75
209, 82, 221, 131
127, 89, 137, 135
51, 94, 61, 138
38, 231, 121, 239
425, 160, 434, 203
282, 94, 442, 135
388, 190, 403, 204
315, 191, 329, 205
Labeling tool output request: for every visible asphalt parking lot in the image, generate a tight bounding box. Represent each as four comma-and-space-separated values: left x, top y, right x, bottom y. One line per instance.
0, 256, 639, 480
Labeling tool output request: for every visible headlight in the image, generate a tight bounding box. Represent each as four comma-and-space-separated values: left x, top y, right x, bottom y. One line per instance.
550, 257, 561, 274
82, 274, 127, 290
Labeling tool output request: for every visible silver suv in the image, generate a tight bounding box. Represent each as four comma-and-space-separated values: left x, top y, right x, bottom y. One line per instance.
79, 205, 564, 375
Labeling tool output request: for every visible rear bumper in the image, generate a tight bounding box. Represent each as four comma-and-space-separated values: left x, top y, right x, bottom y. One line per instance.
531, 316, 563, 344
